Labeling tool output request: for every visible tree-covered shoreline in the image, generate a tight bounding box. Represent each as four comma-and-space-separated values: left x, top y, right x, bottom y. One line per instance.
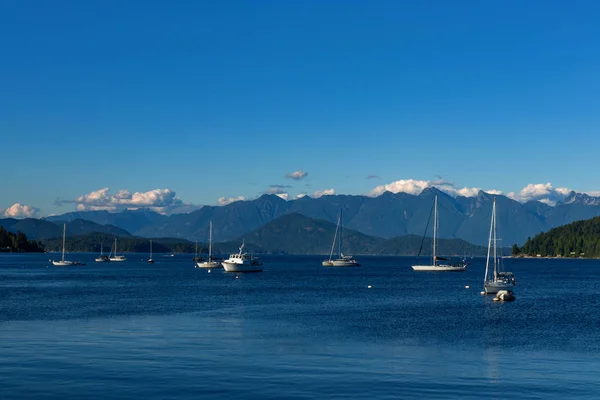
513, 216, 600, 258
0, 226, 45, 253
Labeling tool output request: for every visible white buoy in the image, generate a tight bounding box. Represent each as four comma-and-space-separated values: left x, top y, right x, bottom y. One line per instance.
480, 291, 486, 295
465, 285, 470, 289
208, 269, 211, 273
367, 285, 372, 289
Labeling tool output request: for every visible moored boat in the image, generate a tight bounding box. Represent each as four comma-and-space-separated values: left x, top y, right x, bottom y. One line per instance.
196, 221, 222, 269
483, 198, 516, 294
412, 196, 467, 272
51, 224, 76, 266
222, 241, 262, 272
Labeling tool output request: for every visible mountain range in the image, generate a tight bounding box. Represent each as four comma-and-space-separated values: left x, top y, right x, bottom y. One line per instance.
25, 188, 600, 246
37, 213, 490, 256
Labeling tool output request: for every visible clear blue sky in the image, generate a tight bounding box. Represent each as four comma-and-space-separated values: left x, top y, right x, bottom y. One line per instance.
2, 0, 600, 217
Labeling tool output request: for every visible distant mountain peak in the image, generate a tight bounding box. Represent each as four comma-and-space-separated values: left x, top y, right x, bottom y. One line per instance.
419, 187, 445, 197
561, 191, 600, 206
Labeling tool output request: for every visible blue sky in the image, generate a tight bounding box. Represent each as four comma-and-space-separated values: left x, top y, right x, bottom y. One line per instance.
2, 0, 600, 217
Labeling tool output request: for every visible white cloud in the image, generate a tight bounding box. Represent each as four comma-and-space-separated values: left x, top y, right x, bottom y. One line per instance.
3, 203, 39, 218
367, 179, 494, 198
368, 179, 430, 197
218, 196, 246, 206
366, 178, 584, 206
512, 182, 572, 205
367, 178, 503, 199
275, 193, 289, 200
66, 188, 195, 214
313, 189, 335, 198
295, 193, 307, 199
285, 170, 308, 180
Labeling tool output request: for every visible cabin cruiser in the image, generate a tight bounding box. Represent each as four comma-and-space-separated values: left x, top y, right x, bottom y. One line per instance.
222, 241, 262, 272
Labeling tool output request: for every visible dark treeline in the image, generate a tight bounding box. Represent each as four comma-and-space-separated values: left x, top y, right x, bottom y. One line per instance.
514, 216, 600, 257
41, 233, 201, 254
0, 226, 45, 252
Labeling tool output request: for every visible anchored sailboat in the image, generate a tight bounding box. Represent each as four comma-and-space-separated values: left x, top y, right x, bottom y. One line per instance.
196, 221, 221, 268
483, 198, 516, 294
109, 238, 126, 262
95, 240, 109, 262
322, 209, 359, 267
51, 224, 75, 266
412, 196, 467, 271
148, 240, 154, 264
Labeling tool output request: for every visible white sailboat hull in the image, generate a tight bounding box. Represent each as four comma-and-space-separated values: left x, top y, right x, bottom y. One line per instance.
484, 281, 516, 294
196, 261, 222, 269
52, 260, 75, 266
222, 261, 262, 272
322, 260, 334, 266
109, 256, 126, 262
330, 259, 360, 267
412, 264, 466, 271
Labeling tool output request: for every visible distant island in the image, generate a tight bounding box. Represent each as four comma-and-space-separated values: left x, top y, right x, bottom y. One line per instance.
0, 226, 44, 253
513, 216, 600, 258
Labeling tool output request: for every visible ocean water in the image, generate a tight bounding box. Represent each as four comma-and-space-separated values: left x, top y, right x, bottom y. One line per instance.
1, 253, 599, 399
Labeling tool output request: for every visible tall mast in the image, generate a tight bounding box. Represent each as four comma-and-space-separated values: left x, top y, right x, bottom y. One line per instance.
433, 196, 437, 266
484, 198, 495, 283
328, 213, 340, 262
493, 198, 497, 277
61, 224, 66, 262
208, 221, 213, 260
150, 240, 153, 258
339, 209, 343, 257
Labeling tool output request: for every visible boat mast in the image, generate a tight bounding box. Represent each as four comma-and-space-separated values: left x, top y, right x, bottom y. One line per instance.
339, 209, 343, 257
150, 240, 153, 258
493, 198, 497, 277
208, 221, 213, 261
61, 223, 66, 262
433, 196, 437, 266
484, 199, 495, 283
328, 213, 340, 261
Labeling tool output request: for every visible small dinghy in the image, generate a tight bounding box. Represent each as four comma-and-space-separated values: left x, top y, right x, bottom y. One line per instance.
493, 290, 515, 302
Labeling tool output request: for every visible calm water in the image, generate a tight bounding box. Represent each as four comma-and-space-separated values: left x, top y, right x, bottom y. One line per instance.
1, 253, 599, 399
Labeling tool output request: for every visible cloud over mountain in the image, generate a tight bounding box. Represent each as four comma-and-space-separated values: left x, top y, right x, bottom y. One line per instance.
56, 188, 197, 214
365, 178, 578, 205
313, 189, 335, 198
218, 196, 246, 206
2, 203, 39, 218
507, 183, 571, 205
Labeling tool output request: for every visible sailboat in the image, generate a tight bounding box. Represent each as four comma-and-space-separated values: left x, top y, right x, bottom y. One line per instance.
148, 240, 154, 264
95, 240, 109, 262
196, 221, 221, 268
108, 238, 126, 262
192, 240, 202, 262
483, 198, 516, 294
412, 196, 467, 271
51, 224, 75, 266
323, 209, 359, 267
